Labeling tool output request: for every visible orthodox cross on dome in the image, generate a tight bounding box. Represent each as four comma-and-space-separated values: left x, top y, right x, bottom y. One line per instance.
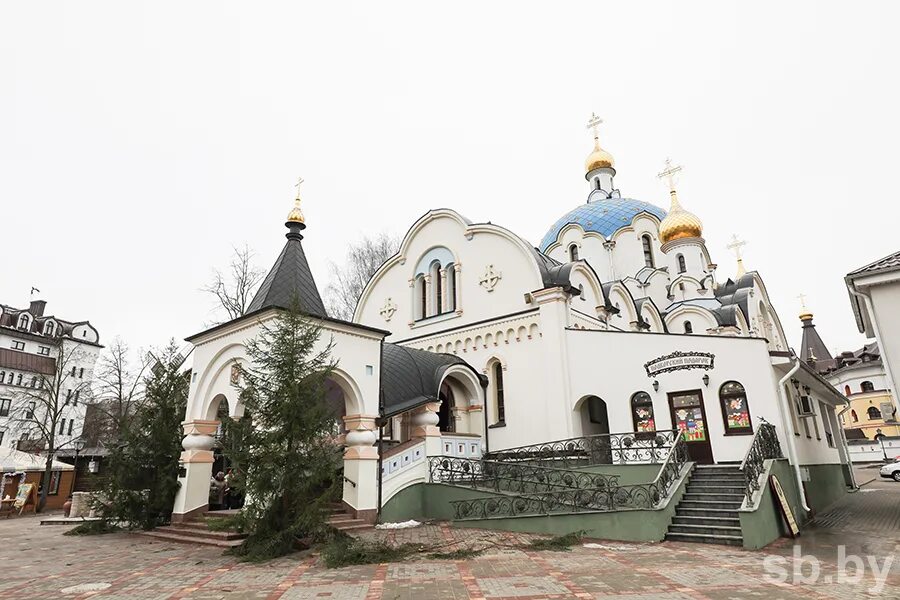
797, 293, 808, 309
586, 113, 603, 145
294, 176, 305, 199
727, 234, 748, 277
657, 158, 683, 192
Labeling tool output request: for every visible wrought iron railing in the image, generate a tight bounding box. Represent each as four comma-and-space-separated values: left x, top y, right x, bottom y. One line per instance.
739, 421, 783, 503
429, 456, 619, 496
448, 435, 691, 520
483, 430, 677, 469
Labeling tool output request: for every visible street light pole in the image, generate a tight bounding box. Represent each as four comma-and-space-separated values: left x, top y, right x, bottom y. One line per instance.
876, 429, 887, 461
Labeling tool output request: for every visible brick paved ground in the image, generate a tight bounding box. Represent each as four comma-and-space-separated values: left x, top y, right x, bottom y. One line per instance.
3, 480, 900, 600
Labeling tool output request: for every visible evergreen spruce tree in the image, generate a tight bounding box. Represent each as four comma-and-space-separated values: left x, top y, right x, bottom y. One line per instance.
230, 302, 341, 560
98, 341, 189, 530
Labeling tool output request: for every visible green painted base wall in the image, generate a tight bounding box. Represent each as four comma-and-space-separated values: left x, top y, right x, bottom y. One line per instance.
382, 466, 692, 542
739, 460, 848, 550
574, 464, 662, 485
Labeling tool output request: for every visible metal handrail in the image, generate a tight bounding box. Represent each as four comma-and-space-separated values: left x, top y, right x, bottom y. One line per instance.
448, 433, 691, 519
739, 420, 782, 503
484, 429, 678, 468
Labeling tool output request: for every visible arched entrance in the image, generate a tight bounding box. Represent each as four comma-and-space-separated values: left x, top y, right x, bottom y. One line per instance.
437, 382, 455, 433
576, 395, 610, 437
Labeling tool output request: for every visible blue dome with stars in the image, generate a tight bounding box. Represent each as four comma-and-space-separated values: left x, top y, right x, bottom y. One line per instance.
539, 198, 667, 252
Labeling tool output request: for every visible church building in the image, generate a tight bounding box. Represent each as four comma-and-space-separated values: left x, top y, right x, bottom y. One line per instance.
173, 118, 853, 547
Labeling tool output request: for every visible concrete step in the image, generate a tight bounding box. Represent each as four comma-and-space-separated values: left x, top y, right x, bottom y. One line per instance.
136, 529, 245, 548
327, 513, 358, 522
671, 515, 740, 528
687, 476, 745, 485
330, 519, 374, 532
665, 531, 743, 546
162, 524, 245, 541
685, 485, 745, 495
668, 523, 743, 537
675, 507, 739, 519
682, 492, 745, 503
678, 499, 743, 510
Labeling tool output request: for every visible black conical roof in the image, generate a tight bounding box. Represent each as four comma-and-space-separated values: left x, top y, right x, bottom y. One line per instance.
246, 224, 327, 317
800, 316, 834, 373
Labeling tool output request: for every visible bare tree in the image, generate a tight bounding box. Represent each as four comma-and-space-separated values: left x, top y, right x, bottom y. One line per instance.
202, 244, 265, 322
82, 338, 149, 446
8, 340, 93, 512
324, 232, 400, 321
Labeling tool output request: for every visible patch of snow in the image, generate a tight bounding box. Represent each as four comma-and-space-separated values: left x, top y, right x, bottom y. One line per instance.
375, 520, 421, 529
583, 543, 635, 551
61, 583, 112, 594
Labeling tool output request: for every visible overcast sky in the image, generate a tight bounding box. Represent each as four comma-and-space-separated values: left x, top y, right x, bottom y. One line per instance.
2, 2, 897, 359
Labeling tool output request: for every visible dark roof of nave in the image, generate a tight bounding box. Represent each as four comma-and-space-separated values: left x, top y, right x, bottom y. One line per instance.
799, 315, 834, 373
246, 231, 327, 317
380, 343, 483, 419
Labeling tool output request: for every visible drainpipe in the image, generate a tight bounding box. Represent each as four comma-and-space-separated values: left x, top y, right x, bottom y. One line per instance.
480, 376, 490, 454
776, 358, 812, 512
836, 400, 858, 489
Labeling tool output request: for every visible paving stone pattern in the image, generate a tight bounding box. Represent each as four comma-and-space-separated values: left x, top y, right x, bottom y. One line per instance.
4, 484, 900, 599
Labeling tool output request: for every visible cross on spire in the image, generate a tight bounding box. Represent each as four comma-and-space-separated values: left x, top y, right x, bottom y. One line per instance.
726, 234, 747, 260
797, 293, 809, 310
657, 158, 683, 192
586, 113, 603, 145
294, 176, 305, 200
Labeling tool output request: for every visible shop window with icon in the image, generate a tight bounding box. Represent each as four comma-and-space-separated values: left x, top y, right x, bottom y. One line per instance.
719, 380, 753, 434
671, 392, 707, 442
630, 392, 655, 433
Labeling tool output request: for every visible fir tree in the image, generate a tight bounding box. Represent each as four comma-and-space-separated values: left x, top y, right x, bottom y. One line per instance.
97, 341, 188, 530
229, 303, 341, 561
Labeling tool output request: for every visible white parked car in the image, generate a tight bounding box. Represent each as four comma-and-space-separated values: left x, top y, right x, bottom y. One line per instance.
879, 461, 900, 482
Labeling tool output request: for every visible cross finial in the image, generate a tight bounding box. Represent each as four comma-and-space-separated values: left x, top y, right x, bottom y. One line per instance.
294, 176, 304, 200
657, 158, 683, 192
726, 234, 747, 260
586, 113, 603, 145
797, 293, 808, 310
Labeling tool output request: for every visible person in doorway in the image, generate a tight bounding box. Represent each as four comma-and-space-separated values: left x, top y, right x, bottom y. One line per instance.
223, 468, 235, 509
209, 471, 226, 510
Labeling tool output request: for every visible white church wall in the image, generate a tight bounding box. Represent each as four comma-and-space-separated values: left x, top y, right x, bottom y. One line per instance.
563, 329, 839, 464
868, 282, 900, 394
355, 211, 545, 340
610, 216, 663, 277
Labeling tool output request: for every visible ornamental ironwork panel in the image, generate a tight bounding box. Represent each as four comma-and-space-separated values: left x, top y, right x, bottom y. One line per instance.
483, 430, 677, 469
739, 421, 783, 502
447, 435, 691, 520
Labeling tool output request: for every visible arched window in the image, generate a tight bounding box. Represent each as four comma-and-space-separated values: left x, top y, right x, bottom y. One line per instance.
851, 409, 858, 422
720, 381, 752, 434
17, 314, 29, 330
569, 244, 579, 261
861, 381, 875, 393
844, 385, 851, 396
677, 254, 686, 274
867, 406, 882, 420
446, 264, 456, 312
683, 321, 693, 334
492, 362, 505, 425
414, 275, 426, 320
44, 321, 55, 337
641, 235, 654, 268
430, 261, 442, 315
631, 392, 655, 433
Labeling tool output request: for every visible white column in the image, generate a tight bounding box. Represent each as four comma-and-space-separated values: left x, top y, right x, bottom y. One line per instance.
172, 420, 219, 522
342, 414, 379, 522
423, 274, 433, 318
453, 264, 462, 315
411, 401, 442, 456
531, 287, 574, 440
439, 268, 448, 314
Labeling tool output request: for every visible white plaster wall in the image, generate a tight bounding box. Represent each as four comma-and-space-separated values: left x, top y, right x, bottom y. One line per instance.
355, 211, 545, 339
869, 283, 900, 394
610, 216, 665, 278
829, 364, 889, 394
185, 311, 383, 423
564, 329, 841, 465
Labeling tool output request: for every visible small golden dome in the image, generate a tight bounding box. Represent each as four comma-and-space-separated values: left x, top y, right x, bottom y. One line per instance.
585, 145, 615, 172
659, 190, 703, 243
286, 197, 305, 224
799, 309, 814, 321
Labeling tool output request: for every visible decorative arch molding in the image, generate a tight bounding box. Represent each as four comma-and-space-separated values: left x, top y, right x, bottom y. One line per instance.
414, 246, 457, 276
606, 282, 638, 324
353, 209, 546, 322
194, 342, 248, 421
569, 262, 604, 306
664, 305, 718, 333
667, 274, 707, 296
328, 367, 365, 417
640, 300, 666, 333
608, 213, 665, 244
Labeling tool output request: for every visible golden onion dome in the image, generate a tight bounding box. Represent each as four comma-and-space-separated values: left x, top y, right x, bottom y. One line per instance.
659, 190, 703, 243
286, 197, 305, 224
585, 144, 615, 172
799, 308, 814, 321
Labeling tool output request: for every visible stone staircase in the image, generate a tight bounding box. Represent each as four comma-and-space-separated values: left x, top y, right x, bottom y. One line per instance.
137, 510, 247, 548
665, 464, 745, 546
327, 503, 374, 534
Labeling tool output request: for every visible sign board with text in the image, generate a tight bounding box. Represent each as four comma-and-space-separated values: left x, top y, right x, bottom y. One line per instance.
644, 351, 715, 377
